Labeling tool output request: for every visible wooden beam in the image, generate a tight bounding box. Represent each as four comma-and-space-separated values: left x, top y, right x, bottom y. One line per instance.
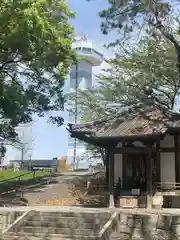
175, 134, 180, 182
71, 133, 106, 148
114, 147, 178, 154
114, 147, 156, 154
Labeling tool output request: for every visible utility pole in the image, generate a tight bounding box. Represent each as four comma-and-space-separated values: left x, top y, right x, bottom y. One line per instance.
21, 147, 24, 169
73, 63, 78, 170
76, 155, 79, 169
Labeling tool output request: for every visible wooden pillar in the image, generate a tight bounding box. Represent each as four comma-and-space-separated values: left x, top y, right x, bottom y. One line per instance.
174, 134, 180, 183
105, 151, 109, 184
108, 150, 115, 208
122, 141, 126, 189
156, 139, 161, 183
146, 151, 153, 209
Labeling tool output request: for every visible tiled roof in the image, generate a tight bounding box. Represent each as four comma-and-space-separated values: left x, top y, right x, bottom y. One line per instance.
68, 105, 180, 139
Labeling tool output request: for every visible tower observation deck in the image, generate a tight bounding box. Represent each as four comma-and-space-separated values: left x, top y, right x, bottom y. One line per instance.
65, 35, 104, 168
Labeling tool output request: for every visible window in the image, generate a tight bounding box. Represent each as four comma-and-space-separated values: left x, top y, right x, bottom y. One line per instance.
82, 48, 92, 53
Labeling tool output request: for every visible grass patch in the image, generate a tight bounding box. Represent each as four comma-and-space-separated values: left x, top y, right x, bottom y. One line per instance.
0, 170, 54, 193
0, 170, 51, 182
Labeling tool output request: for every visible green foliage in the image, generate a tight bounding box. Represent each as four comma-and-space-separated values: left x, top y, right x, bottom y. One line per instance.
67, 89, 107, 122
99, 0, 170, 36
104, 38, 180, 110
0, 0, 76, 140
87, 0, 180, 79
88, 0, 180, 55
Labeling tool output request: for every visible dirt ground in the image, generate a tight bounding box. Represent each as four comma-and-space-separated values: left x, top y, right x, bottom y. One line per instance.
24, 173, 107, 207
0, 172, 107, 207
23, 175, 81, 206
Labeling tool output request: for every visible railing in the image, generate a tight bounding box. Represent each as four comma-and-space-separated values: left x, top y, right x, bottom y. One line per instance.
155, 182, 180, 191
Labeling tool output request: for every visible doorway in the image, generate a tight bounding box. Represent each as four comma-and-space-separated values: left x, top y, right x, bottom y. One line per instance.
123, 153, 147, 191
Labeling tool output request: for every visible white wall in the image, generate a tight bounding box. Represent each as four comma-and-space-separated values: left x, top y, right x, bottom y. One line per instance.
160, 152, 175, 187
160, 135, 176, 187
114, 154, 123, 186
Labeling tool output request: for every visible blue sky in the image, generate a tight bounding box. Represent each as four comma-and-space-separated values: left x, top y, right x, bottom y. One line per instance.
6, 0, 116, 162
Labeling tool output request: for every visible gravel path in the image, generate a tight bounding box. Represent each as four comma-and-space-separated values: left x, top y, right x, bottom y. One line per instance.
23, 175, 84, 206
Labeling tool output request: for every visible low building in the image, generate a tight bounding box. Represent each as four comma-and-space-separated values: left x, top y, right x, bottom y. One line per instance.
68, 104, 180, 208
9, 158, 58, 171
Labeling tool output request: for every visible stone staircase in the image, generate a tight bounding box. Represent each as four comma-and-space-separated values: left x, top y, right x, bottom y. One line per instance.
2, 211, 115, 240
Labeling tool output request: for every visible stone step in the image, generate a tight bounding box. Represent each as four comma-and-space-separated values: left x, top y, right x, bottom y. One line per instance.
19, 226, 99, 235
32, 211, 110, 219
29, 215, 105, 223
23, 220, 105, 229
3, 232, 98, 240
2, 235, 73, 240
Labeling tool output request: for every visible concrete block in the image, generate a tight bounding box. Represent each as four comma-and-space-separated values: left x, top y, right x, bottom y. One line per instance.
157, 215, 172, 230
119, 214, 134, 228
119, 225, 132, 235
142, 215, 158, 230
131, 228, 144, 239
172, 216, 180, 225
118, 213, 129, 225
133, 215, 143, 229
172, 224, 180, 236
